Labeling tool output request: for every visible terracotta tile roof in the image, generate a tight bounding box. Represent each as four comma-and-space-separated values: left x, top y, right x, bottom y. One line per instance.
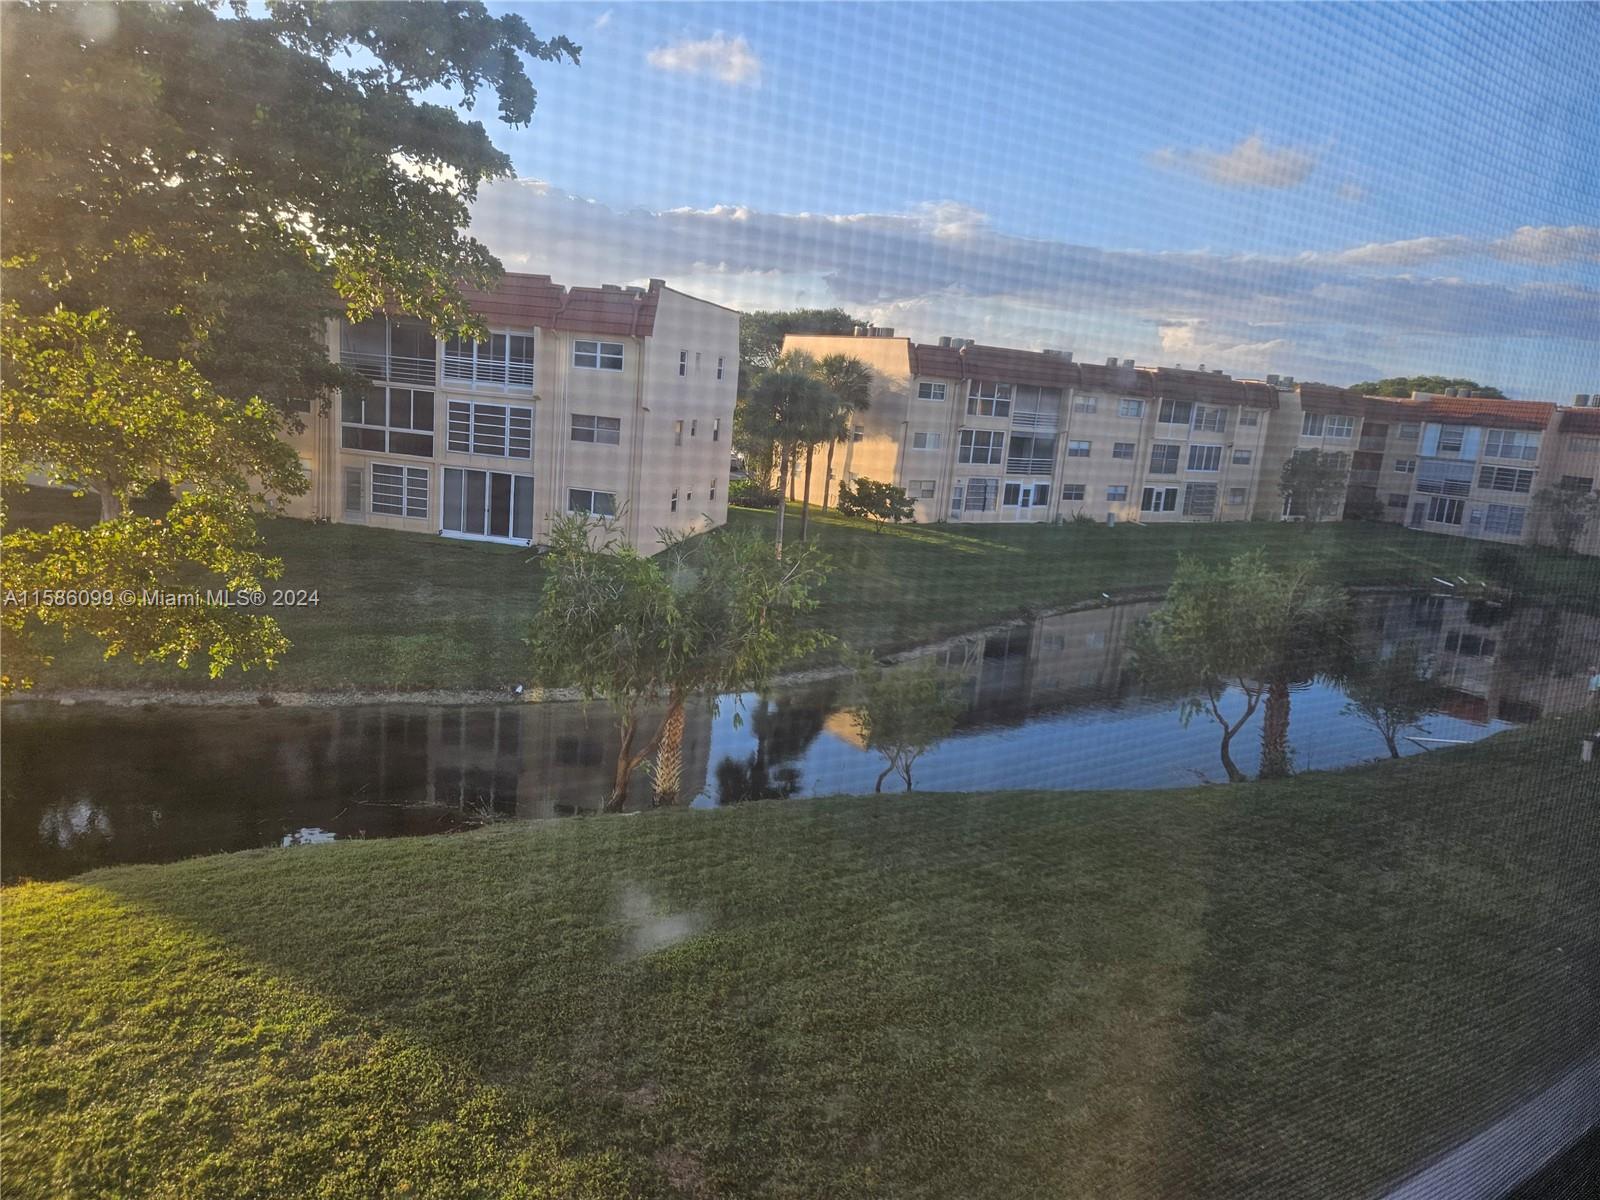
1149, 367, 1277, 409
458, 273, 662, 338
1559, 407, 1600, 435
1297, 382, 1373, 417
1412, 395, 1555, 431
908, 344, 1275, 407
908, 343, 965, 378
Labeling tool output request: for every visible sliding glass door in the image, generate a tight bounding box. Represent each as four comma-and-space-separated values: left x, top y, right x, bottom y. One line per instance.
441, 468, 534, 542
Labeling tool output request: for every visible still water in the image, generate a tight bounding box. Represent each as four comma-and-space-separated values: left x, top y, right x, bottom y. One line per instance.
5, 592, 1597, 881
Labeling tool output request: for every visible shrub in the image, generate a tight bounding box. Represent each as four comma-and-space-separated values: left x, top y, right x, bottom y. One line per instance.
728, 478, 781, 509
837, 478, 915, 531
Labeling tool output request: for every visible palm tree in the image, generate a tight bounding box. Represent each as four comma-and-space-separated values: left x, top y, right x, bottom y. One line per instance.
743, 369, 833, 559
808, 354, 873, 535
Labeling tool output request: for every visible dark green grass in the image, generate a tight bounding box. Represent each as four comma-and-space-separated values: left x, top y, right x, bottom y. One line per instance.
7, 488, 1597, 690
5, 718, 1597, 1198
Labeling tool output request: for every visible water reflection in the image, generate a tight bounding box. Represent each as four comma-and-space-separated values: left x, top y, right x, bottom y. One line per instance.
3, 593, 1596, 881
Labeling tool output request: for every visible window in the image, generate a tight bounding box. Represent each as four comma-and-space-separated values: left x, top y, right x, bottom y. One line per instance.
1007, 437, 1055, 476
1149, 443, 1180, 474
341, 316, 437, 385
1395, 458, 1416, 474
370, 463, 428, 519
853, 425, 865, 443
958, 429, 1005, 465
1301, 412, 1325, 437
1399, 422, 1420, 439
1073, 396, 1097, 414
1187, 444, 1223, 471
1158, 398, 1192, 425
1478, 465, 1535, 494
674, 420, 684, 446
918, 381, 947, 401
1232, 449, 1253, 465
963, 477, 999, 511
1067, 440, 1091, 457
678, 350, 687, 377
1483, 503, 1526, 536
1238, 409, 1259, 427
710, 481, 717, 500
442, 333, 533, 388
570, 414, 621, 445
441, 468, 533, 541
1387, 493, 1410, 509
1484, 429, 1540, 461
1141, 486, 1179, 512
1438, 425, 1466, 454
568, 488, 616, 517
1416, 460, 1474, 496
1325, 415, 1355, 438
907, 479, 936, 499
1192, 405, 1228, 433
716, 356, 725, 380
1571, 437, 1600, 455
341, 385, 434, 456
1106, 485, 1129, 502
1183, 483, 1217, 516
1011, 386, 1061, 428
966, 381, 1012, 417
713, 418, 721, 443
572, 340, 624, 370
1112, 442, 1135, 460
1445, 631, 1498, 657
1227, 487, 1248, 506
343, 467, 363, 515
694, 353, 701, 373
1118, 399, 1144, 419
1426, 496, 1465, 525
447, 400, 532, 458
670, 489, 679, 513
1061, 484, 1086, 502
912, 431, 943, 450
1561, 475, 1596, 492
690, 419, 698, 438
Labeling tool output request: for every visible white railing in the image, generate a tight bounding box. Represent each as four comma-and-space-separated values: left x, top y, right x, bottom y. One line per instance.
1005, 456, 1054, 475
1011, 411, 1058, 430
344, 351, 438, 387
442, 356, 535, 390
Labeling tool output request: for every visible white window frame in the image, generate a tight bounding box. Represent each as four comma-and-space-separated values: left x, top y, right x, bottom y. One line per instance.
1192, 405, 1228, 433
911, 431, 943, 451
1232, 449, 1253, 465
1395, 458, 1416, 474
957, 429, 1005, 465
341, 386, 434, 457
678, 350, 687, 377
1484, 428, 1540, 461
1187, 444, 1223, 472
568, 487, 618, 517
442, 332, 534, 389
906, 479, 936, 499
917, 381, 947, 402
570, 413, 621, 445
1118, 399, 1144, 419
1149, 443, 1181, 475
966, 381, 1012, 418
716, 356, 725, 380
370, 462, 428, 519
1073, 396, 1097, 414
1112, 442, 1135, 460
1141, 485, 1179, 513
1067, 440, 1091, 458
572, 340, 624, 371
1106, 485, 1129, 502
1301, 412, 1325, 437
1325, 415, 1355, 439
1060, 484, 1086, 502
1238, 409, 1259, 427
447, 399, 532, 459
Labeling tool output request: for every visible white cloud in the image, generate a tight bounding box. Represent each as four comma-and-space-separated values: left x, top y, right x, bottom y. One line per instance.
1309, 225, 1600, 268
592, 9, 611, 31
470, 180, 1600, 394
1151, 134, 1318, 189
646, 33, 761, 86
1337, 181, 1368, 204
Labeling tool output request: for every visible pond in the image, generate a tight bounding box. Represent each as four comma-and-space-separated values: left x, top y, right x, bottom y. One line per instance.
4, 591, 1597, 882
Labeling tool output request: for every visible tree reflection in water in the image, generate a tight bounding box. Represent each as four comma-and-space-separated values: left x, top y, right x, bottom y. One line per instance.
714, 685, 837, 805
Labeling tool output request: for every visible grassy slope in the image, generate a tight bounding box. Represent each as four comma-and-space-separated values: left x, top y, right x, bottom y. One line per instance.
5, 718, 1597, 1198
8, 489, 1598, 690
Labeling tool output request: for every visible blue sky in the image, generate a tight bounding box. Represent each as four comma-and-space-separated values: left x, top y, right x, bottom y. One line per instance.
462, 2, 1599, 399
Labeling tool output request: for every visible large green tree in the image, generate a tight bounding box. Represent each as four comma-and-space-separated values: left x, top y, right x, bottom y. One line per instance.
1342, 644, 1448, 759
1531, 480, 1600, 556
528, 516, 831, 811
849, 658, 965, 792
1, 1, 577, 687
741, 368, 836, 558
809, 352, 874, 524
1346, 376, 1505, 399
1279, 449, 1350, 524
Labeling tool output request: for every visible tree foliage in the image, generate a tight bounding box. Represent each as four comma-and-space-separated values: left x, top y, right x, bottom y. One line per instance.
1279, 449, 1350, 524
1, 1, 576, 687
1346, 376, 1505, 400
837, 479, 916, 531
850, 659, 965, 793
1342, 645, 1447, 759
527, 516, 831, 810
739, 309, 860, 378
740, 368, 838, 557
1531, 481, 1600, 556
1131, 552, 1351, 782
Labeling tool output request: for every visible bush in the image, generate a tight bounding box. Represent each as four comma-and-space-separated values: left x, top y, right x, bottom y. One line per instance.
728, 478, 781, 509
837, 478, 915, 531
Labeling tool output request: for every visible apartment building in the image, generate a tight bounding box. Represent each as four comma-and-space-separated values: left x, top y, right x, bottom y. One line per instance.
781, 331, 1278, 525
285, 274, 738, 554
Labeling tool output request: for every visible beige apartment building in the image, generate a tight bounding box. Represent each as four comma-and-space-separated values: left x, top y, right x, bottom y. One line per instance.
286, 274, 739, 554
780, 329, 1600, 555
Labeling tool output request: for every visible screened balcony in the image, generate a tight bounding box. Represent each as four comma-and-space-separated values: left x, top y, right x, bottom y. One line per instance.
1006, 434, 1056, 475
340, 316, 438, 386
1010, 384, 1061, 431
442, 333, 535, 391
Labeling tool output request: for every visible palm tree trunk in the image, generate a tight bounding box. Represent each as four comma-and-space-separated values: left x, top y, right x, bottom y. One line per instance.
652, 697, 686, 806
1259, 678, 1292, 779
774, 444, 789, 559
822, 440, 837, 510
799, 443, 815, 540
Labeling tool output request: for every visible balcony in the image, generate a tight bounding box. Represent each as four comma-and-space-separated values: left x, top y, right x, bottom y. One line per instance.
344, 352, 438, 387
1010, 411, 1058, 431
1359, 435, 1388, 453
442, 355, 535, 391
1349, 470, 1380, 486
1005, 455, 1054, 475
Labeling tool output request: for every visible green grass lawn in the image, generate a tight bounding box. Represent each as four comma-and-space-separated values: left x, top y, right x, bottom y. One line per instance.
5, 717, 1597, 1198
7, 487, 1597, 691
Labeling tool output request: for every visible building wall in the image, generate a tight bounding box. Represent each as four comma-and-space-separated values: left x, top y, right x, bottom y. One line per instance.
285, 284, 736, 556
